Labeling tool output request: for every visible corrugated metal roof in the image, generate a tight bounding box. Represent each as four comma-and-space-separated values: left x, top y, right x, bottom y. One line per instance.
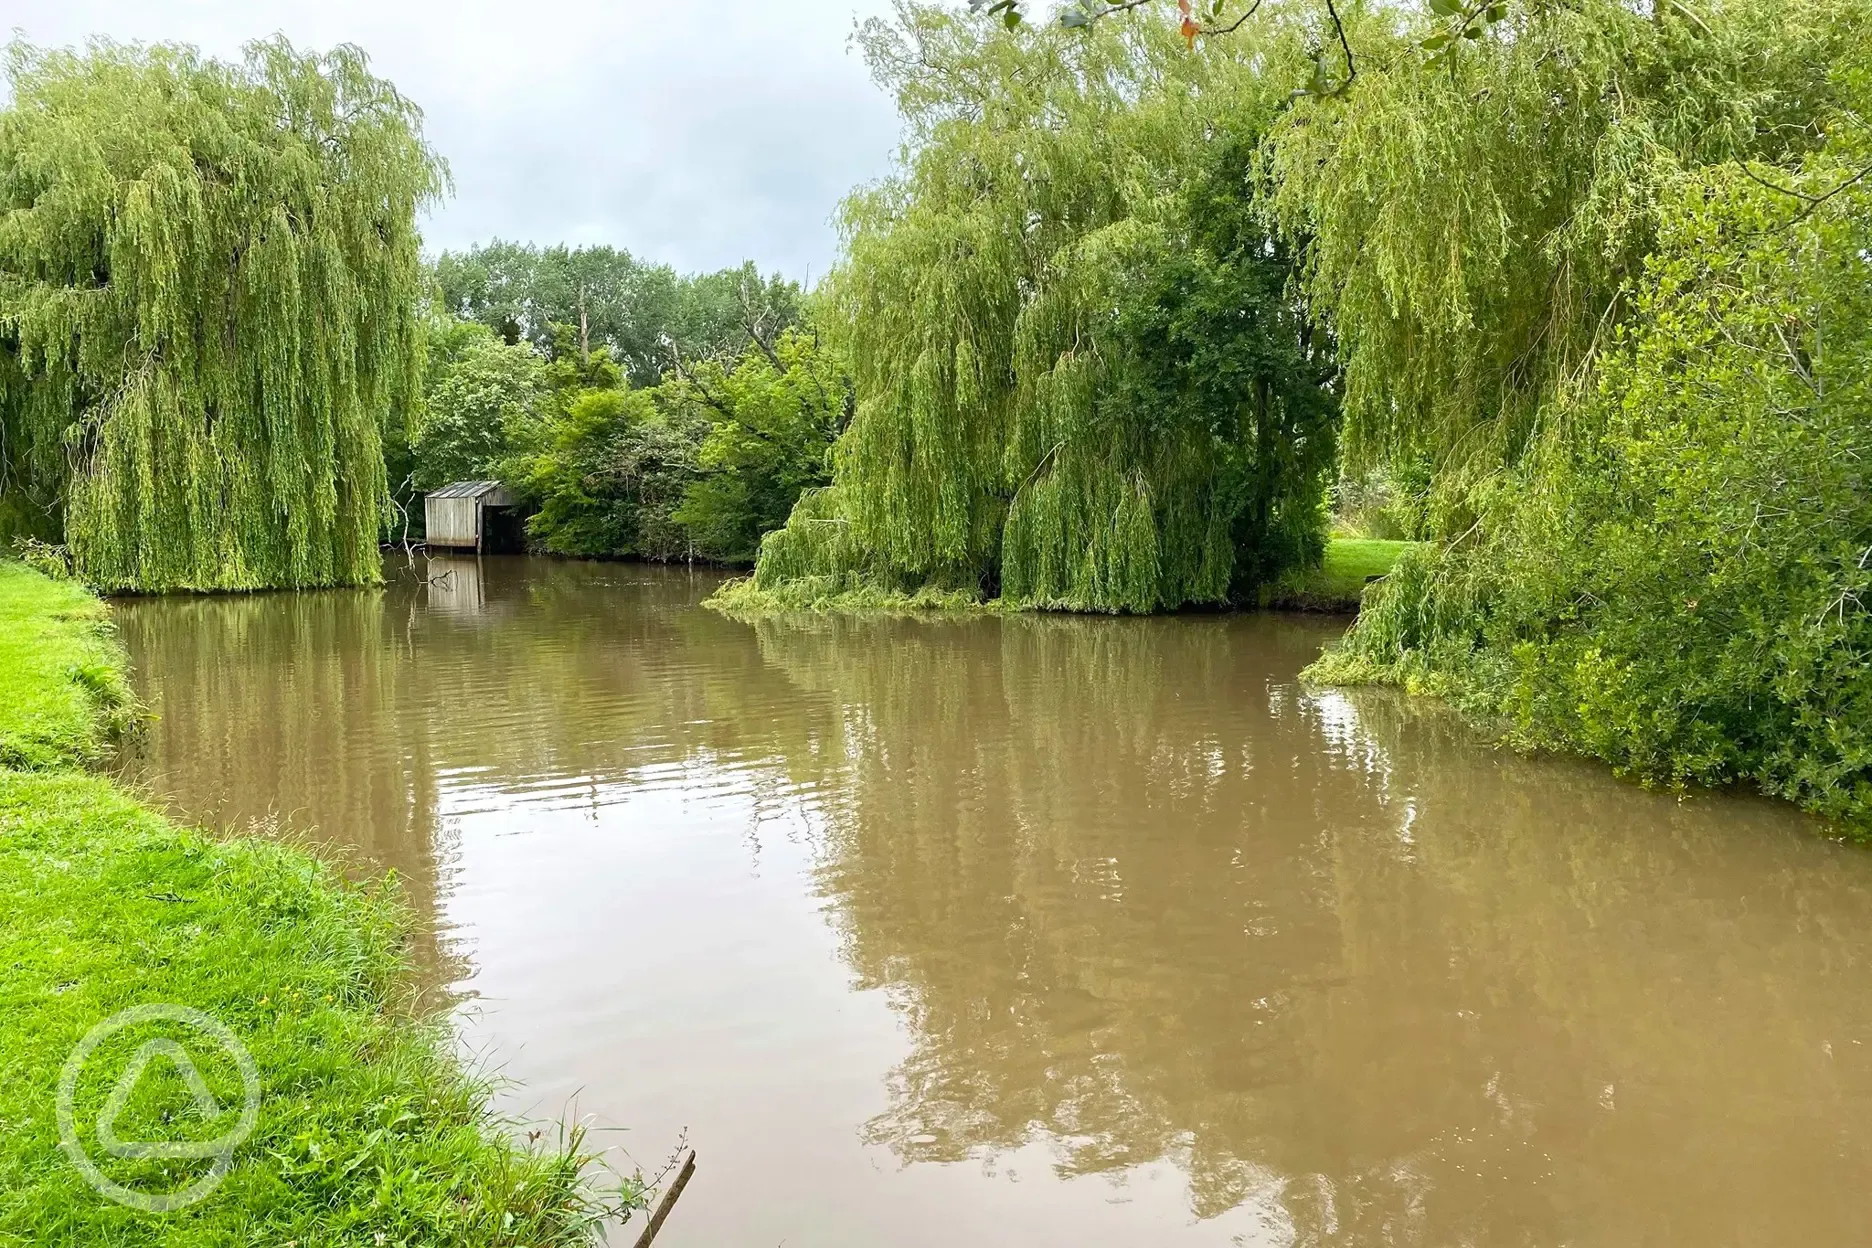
427, 480, 505, 499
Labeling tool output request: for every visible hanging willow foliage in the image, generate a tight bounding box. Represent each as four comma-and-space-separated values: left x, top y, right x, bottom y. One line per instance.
0, 38, 443, 592
1262, 0, 1862, 483
739, 7, 1335, 613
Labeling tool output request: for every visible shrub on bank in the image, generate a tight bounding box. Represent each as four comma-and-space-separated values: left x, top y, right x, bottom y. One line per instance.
1310, 161, 1872, 829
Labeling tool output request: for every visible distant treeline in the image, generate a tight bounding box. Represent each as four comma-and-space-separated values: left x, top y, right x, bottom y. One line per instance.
431, 243, 801, 389
393, 243, 847, 565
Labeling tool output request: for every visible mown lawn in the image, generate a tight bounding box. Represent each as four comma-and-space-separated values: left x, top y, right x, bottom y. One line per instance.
0, 562, 627, 1247
0, 562, 137, 770
1268, 538, 1417, 612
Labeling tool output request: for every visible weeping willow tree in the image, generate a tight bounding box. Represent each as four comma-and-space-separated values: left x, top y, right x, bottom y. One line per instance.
0, 38, 443, 592
728, 5, 1336, 614
1280, 0, 1872, 825
1263, 0, 1857, 490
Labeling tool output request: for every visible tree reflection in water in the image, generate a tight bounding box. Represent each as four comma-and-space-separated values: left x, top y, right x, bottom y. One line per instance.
746, 610, 1872, 1245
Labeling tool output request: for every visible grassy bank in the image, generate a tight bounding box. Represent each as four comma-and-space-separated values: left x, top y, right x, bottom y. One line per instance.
0, 563, 138, 770
706, 574, 994, 617
0, 562, 625, 1246
1266, 539, 1414, 612
707, 538, 1416, 617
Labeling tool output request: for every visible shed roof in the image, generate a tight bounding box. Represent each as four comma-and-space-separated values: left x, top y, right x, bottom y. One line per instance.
427, 480, 506, 499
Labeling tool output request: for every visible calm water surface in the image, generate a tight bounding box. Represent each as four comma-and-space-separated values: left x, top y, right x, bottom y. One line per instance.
114, 556, 1872, 1246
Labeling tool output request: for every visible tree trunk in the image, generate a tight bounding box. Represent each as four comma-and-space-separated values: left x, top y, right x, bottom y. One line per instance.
578, 283, 590, 363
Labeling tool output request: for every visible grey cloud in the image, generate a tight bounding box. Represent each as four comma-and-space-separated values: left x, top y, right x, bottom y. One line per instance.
0, 0, 906, 279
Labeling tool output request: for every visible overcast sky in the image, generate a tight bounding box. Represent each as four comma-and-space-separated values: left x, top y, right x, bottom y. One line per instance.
0, 0, 907, 280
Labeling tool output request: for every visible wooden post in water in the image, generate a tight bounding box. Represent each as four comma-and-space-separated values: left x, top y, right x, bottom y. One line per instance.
632, 1149, 696, 1248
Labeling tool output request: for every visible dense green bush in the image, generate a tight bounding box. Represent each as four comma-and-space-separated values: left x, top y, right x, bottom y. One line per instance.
1314, 154, 1872, 825
667, 327, 846, 563
488, 323, 842, 563
1268, 0, 1872, 826
408, 319, 546, 492
511, 385, 702, 560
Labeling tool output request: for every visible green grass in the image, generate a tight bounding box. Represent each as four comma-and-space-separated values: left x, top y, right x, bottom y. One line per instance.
1267, 538, 1417, 612
0, 562, 138, 769
0, 562, 630, 1246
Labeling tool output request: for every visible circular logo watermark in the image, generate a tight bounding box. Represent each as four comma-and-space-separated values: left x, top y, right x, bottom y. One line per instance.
57, 1004, 261, 1213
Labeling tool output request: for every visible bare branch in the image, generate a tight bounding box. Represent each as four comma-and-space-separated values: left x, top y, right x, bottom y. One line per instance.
660, 335, 734, 418
1203, 0, 1266, 37
1739, 158, 1872, 227
736, 275, 787, 372
1323, 0, 1356, 93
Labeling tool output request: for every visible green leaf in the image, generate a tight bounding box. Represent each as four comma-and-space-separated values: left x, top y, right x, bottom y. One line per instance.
1422, 31, 1451, 49
1059, 9, 1090, 26
1003, 6, 1023, 27
1428, 0, 1461, 17
1485, 3, 1508, 19
1462, 23, 1484, 37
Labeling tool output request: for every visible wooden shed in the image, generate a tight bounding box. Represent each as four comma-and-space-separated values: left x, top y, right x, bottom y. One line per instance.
424, 480, 519, 552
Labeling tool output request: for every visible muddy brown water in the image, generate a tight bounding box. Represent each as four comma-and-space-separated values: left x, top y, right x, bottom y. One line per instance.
112, 555, 1872, 1246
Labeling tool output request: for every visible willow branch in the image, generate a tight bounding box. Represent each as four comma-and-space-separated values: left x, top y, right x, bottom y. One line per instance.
1737, 159, 1872, 232
1324, 0, 1356, 93
1202, 0, 1266, 36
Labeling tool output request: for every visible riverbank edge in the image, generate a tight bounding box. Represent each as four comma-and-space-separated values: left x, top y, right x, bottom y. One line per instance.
705, 537, 1417, 618
0, 560, 631, 1245
1300, 548, 1868, 839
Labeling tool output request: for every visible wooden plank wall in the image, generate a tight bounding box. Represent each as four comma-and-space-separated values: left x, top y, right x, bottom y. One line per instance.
425, 496, 481, 549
